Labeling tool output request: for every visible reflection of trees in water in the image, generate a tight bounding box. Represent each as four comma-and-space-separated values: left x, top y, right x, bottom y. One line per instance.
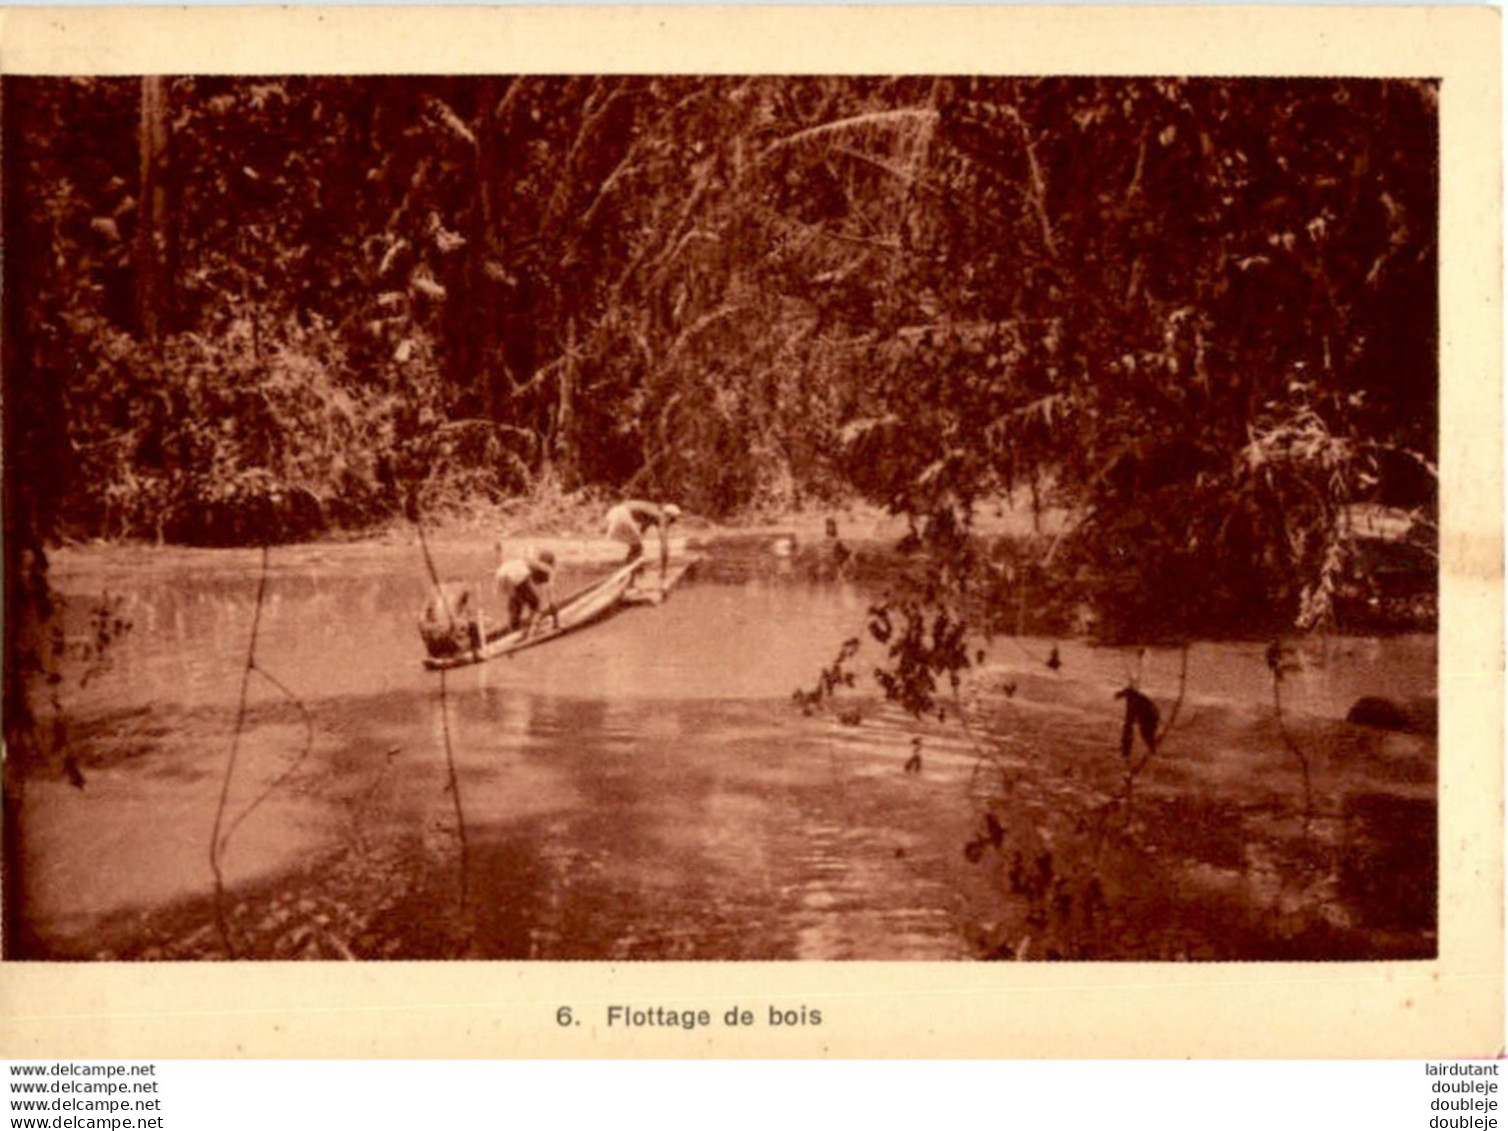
49, 567, 444, 721
15, 541, 1441, 961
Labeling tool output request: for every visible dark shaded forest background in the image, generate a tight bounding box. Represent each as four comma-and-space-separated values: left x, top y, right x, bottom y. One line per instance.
1, 75, 1443, 964
4, 75, 1437, 740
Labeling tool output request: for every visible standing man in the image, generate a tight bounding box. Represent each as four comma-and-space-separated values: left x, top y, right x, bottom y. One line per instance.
603, 500, 681, 579
495, 548, 560, 637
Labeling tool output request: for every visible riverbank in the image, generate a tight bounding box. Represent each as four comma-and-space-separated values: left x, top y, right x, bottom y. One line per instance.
49, 488, 1435, 642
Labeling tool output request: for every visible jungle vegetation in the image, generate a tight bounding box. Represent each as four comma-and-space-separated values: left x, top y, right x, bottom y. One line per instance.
4, 75, 1438, 742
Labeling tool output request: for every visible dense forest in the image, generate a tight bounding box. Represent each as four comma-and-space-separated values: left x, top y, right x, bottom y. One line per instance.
5, 75, 1437, 703
2, 75, 1443, 963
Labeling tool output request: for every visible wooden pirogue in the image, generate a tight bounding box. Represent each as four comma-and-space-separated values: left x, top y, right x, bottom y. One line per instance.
422, 555, 700, 671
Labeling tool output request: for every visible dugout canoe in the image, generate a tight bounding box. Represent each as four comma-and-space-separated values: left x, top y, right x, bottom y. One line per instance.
422, 555, 699, 670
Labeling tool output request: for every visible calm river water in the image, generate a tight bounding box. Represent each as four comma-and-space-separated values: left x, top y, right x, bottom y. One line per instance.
22, 536, 1436, 960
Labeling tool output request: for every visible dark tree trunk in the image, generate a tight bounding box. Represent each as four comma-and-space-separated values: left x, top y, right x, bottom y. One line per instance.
473, 76, 507, 426
2, 80, 62, 957
135, 75, 172, 347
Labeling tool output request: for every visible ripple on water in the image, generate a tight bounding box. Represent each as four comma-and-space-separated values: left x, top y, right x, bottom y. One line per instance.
27, 543, 1435, 960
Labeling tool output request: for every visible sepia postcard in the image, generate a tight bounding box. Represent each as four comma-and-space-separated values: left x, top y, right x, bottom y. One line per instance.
0, 6, 1500, 1058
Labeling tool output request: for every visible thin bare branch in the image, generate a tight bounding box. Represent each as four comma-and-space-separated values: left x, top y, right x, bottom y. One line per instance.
426, 96, 478, 149
438, 668, 471, 915
208, 544, 271, 958
219, 661, 316, 850
1271, 669, 1315, 833
761, 108, 941, 158
1001, 102, 1058, 259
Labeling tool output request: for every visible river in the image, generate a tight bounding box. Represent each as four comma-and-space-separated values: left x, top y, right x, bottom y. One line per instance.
17, 534, 1437, 961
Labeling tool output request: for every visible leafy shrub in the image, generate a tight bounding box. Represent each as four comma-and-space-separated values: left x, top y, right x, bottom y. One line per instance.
68, 305, 435, 544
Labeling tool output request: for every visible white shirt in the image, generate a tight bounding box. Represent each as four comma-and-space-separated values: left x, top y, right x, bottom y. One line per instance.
495, 559, 531, 592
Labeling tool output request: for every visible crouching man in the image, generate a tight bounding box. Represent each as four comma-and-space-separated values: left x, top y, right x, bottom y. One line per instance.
495, 548, 560, 637
419, 581, 483, 658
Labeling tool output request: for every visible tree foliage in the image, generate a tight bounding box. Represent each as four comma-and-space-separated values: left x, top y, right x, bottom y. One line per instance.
840, 78, 1437, 643
5, 76, 1436, 629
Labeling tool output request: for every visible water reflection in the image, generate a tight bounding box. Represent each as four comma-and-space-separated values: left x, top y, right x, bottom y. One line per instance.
25, 541, 1435, 960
